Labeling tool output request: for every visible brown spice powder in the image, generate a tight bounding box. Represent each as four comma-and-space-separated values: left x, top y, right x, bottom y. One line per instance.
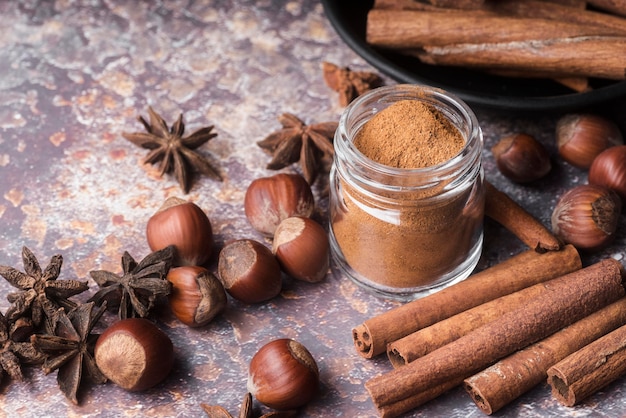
353, 100, 464, 168
333, 99, 483, 290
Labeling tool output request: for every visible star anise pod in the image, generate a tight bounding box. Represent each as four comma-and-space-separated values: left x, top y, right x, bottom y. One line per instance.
31, 302, 107, 404
257, 113, 337, 184
122, 106, 222, 194
322, 61, 383, 107
201, 393, 296, 418
0, 310, 45, 384
0, 247, 89, 334
87, 245, 175, 320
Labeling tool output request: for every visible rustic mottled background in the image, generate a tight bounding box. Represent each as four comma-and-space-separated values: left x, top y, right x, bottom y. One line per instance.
0, 1, 624, 417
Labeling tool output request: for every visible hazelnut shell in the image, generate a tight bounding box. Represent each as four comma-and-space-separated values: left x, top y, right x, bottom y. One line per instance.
492, 133, 551, 183
272, 217, 329, 283
94, 318, 174, 391
244, 173, 315, 236
247, 338, 319, 410
588, 145, 626, 202
218, 239, 282, 304
167, 266, 227, 327
147, 197, 213, 266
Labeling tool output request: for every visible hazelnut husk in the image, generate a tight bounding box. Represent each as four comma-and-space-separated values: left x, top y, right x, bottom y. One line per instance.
556, 114, 623, 169
551, 184, 622, 252
94, 318, 174, 391
491, 133, 551, 183
588, 145, 626, 202
218, 239, 282, 304
147, 197, 213, 266
247, 338, 319, 411
272, 217, 329, 283
167, 266, 227, 327
244, 173, 315, 236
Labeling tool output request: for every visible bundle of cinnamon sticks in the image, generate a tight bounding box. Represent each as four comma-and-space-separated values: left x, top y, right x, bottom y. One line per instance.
354, 183, 626, 417
367, 0, 626, 91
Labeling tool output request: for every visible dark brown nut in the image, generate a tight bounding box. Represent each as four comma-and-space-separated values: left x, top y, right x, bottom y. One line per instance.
556, 114, 623, 169
94, 318, 174, 391
491, 133, 551, 183
588, 145, 626, 202
146, 196, 213, 266
244, 173, 315, 236
167, 266, 226, 327
247, 338, 319, 410
551, 184, 622, 252
218, 239, 282, 303
272, 217, 329, 283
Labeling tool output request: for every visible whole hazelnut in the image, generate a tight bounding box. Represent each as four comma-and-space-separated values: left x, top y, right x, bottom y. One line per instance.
167, 266, 227, 327
244, 173, 315, 236
94, 318, 174, 391
491, 133, 551, 183
146, 197, 213, 266
272, 217, 329, 283
218, 239, 282, 304
551, 184, 622, 252
556, 114, 623, 169
247, 338, 319, 410
588, 145, 626, 202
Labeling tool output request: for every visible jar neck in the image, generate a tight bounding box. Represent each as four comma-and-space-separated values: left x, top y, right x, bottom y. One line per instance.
333, 85, 483, 198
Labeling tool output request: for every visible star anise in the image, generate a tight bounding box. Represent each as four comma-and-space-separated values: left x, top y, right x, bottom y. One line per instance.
31, 302, 107, 404
122, 106, 222, 194
0, 247, 89, 334
257, 113, 337, 184
0, 310, 45, 384
87, 245, 175, 319
322, 61, 383, 107
201, 392, 297, 418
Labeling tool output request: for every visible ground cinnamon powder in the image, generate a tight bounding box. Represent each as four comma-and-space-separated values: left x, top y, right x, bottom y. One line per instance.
333, 99, 483, 290
354, 100, 464, 168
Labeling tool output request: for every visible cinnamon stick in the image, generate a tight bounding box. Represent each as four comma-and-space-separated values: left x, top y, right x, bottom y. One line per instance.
387, 274, 581, 367
366, 259, 625, 417
464, 297, 626, 414
547, 321, 626, 406
353, 244, 581, 358
366, 9, 624, 49
415, 36, 626, 81
484, 181, 561, 252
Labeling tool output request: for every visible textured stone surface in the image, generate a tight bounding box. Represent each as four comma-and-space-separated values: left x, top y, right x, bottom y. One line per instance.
0, 1, 624, 417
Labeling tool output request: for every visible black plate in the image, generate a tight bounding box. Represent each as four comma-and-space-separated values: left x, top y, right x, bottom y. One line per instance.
321, 0, 626, 112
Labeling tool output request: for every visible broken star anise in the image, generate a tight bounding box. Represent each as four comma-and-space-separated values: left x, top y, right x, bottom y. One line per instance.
31, 302, 107, 405
0, 246, 89, 334
122, 106, 222, 194
257, 113, 337, 184
87, 245, 175, 320
0, 310, 45, 384
322, 61, 383, 107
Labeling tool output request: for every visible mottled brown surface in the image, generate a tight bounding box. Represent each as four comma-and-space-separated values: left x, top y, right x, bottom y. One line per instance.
0, 1, 624, 417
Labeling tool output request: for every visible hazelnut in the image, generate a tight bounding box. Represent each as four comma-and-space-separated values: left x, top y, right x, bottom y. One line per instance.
244, 173, 315, 236
94, 318, 174, 391
272, 217, 329, 283
551, 184, 621, 252
217, 239, 282, 304
146, 197, 213, 266
556, 114, 623, 169
167, 266, 227, 327
588, 145, 626, 202
491, 133, 551, 183
247, 338, 319, 410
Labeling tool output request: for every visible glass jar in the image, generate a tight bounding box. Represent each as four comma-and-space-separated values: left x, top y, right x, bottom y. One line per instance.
329, 85, 485, 300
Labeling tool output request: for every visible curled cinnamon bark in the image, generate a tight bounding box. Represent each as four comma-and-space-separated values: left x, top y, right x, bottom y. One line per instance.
484, 181, 561, 252
464, 297, 626, 414
366, 259, 625, 417
352, 245, 580, 358
547, 321, 626, 406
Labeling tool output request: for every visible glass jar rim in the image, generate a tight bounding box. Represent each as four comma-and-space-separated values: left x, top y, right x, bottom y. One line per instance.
335, 84, 482, 182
